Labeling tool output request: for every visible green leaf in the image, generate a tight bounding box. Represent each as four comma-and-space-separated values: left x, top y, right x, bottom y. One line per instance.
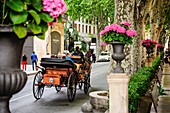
25, 0, 31, 4
13, 26, 27, 38
6, 0, 24, 12
119, 36, 124, 41
10, 10, 28, 24
32, 0, 43, 11
37, 34, 45, 40
40, 23, 48, 32
27, 23, 42, 34
58, 15, 62, 23
116, 33, 119, 36
114, 37, 118, 40
29, 10, 41, 24
40, 13, 54, 22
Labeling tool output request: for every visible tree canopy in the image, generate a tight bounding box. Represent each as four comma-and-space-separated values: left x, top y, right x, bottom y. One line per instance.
65, 0, 115, 29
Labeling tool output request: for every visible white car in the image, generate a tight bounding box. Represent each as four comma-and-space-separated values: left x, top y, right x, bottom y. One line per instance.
98, 52, 110, 62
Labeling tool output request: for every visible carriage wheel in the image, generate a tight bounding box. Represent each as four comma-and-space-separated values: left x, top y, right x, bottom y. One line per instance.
55, 85, 61, 93
67, 72, 77, 102
33, 71, 44, 100
84, 74, 90, 94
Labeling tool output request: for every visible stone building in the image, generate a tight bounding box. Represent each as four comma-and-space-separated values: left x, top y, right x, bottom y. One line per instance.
22, 21, 65, 65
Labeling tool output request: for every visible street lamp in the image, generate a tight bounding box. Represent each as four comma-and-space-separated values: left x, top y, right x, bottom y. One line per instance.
69, 24, 74, 34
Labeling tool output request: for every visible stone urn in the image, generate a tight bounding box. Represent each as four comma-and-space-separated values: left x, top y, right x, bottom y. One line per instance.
0, 25, 29, 113
110, 41, 125, 73
146, 47, 154, 58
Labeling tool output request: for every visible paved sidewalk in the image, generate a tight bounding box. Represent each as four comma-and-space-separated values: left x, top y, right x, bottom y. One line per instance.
21, 65, 38, 75
151, 64, 170, 113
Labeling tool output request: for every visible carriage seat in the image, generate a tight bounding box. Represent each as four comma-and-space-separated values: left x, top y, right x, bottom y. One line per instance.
70, 56, 83, 64
40, 58, 76, 69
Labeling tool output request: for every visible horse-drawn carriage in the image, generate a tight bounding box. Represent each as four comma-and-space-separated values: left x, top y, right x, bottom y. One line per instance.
32, 56, 91, 102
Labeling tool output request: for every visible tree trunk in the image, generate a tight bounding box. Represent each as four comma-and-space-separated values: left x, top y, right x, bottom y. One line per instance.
149, 0, 170, 57
131, 0, 152, 73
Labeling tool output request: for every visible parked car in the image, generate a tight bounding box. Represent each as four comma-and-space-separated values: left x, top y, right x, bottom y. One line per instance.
98, 52, 110, 62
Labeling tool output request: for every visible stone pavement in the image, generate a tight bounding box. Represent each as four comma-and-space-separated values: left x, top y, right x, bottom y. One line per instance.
151, 63, 170, 113
21, 64, 38, 75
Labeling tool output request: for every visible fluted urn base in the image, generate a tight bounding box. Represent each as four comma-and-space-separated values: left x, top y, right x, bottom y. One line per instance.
0, 70, 27, 113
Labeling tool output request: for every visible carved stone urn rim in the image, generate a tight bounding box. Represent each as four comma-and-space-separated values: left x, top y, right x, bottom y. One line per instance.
107, 41, 125, 45
0, 24, 34, 36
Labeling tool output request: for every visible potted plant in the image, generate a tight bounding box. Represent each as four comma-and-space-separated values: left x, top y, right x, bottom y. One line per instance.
141, 38, 157, 58
100, 21, 137, 73
100, 21, 137, 45
0, 0, 67, 38
0, 0, 67, 113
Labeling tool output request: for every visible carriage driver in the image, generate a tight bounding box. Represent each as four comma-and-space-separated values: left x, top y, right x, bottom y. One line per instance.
70, 46, 85, 72
66, 52, 81, 72
71, 46, 85, 62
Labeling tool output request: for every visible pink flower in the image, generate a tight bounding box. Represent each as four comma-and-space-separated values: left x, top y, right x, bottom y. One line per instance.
99, 21, 137, 45
116, 26, 126, 34
142, 40, 146, 43
42, 0, 67, 19
104, 26, 111, 32
48, 22, 55, 26
120, 21, 131, 27
157, 43, 163, 47
132, 30, 137, 36
146, 43, 150, 47
141, 38, 157, 48
100, 41, 108, 45
100, 30, 106, 37
110, 24, 119, 31
126, 30, 137, 37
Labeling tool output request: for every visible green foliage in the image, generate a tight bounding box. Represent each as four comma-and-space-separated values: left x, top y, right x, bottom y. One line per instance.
101, 30, 133, 45
65, 0, 115, 30
128, 56, 161, 113
164, 7, 170, 31
88, 34, 95, 39
160, 51, 164, 59
0, 0, 60, 39
81, 41, 87, 52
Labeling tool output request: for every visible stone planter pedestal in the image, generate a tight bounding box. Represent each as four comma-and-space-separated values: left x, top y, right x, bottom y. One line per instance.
107, 73, 129, 113
145, 58, 153, 67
